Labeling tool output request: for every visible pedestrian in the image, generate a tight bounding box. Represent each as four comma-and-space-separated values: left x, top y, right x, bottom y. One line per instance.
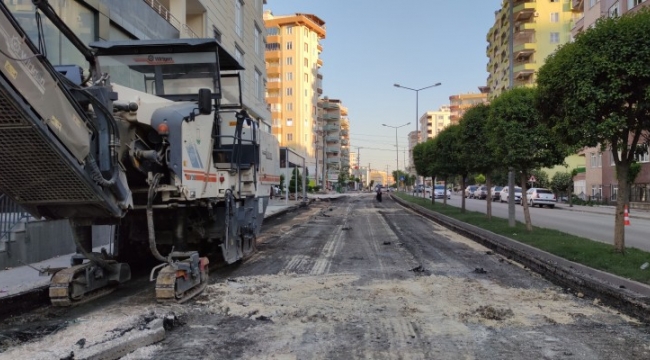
270, 186, 273, 200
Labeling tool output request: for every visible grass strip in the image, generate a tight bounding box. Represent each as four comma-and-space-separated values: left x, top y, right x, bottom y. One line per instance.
396, 193, 650, 285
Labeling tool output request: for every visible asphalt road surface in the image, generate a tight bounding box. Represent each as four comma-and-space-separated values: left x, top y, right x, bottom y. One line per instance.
431, 195, 650, 252
1, 194, 649, 359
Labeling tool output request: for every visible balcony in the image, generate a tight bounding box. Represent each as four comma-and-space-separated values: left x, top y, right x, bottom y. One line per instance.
513, 1, 536, 22
324, 124, 340, 131
572, 16, 584, 34
340, 129, 348, 136
513, 42, 536, 59
513, 62, 536, 79
266, 81, 281, 91
326, 158, 340, 164
320, 102, 338, 109
325, 136, 340, 142
341, 139, 349, 146
572, 0, 584, 12
326, 147, 340, 153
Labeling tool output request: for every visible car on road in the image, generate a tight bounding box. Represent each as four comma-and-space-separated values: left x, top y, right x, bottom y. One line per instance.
491, 186, 503, 202
526, 188, 556, 208
465, 185, 478, 198
500, 186, 522, 204
473, 185, 488, 200
431, 185, 451, 199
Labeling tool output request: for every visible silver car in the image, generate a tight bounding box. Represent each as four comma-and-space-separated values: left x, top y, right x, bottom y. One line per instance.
500, 186, 522, 204
526, 188, 556, 208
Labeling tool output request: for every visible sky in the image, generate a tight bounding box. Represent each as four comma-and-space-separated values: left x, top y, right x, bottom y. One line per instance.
264, 0, 502, 176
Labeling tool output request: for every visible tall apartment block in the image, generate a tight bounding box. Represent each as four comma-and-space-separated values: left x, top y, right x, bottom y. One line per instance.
449, 92, 489, 124
486, 0, 573, 98
263, 11, 326, 172
317, 98, 348, 188
407, 131, 420, 175
6, 0, 269, 124
419, 106, 451, 142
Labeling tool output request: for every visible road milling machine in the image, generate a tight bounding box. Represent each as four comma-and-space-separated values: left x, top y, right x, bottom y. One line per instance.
0, 0, 280, 305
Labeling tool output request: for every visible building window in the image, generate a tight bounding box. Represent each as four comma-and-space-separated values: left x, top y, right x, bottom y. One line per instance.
286, 118, 293, 126
304, 58, 309, 67
254, 69, 262, 100
287, 133, 293, 141
550, 32, 560, 43
267, 27, 280, 35
635, 148, 650, 163
304, 73, 309, 82
628, 0, 646, 9
550, 12, 559, 22
286, 25, 293, 34
304, 28, 308, 36
286, 57, 293, 65
304, 42, 309, 52
286, 103, 293, 111
590, 0, 598, 8
213, 26, 222, 43
266, 43, 280, 51
254, 25, 262, 55
590, 152, 597, 167
598, 152, 602, 167
591, 185, 602, 200
286, 72, 293, 81
609, 2, 620, 17
286, 88, 293, 96
611, 184, 618, 201
286, 41, 293, 50
235, 0, 244, 38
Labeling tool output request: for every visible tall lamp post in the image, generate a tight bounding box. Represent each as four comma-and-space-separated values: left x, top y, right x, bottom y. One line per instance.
393, 82, 441, 194
382, 122, 410, 191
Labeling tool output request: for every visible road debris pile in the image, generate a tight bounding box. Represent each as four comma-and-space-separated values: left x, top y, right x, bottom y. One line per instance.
0, 309, 172, 360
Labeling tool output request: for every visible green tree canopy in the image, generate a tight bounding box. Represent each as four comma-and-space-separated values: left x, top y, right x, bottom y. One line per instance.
536, 9, 650, 252
488, 87, 568, 230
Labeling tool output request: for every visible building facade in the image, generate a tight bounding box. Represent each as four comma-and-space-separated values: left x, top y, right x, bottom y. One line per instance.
486, 0, 574, 98
407, 131, 419, 175
419, 106, 451, 142
263, 11, 326, 172
317, 98, 348, 188
449, 92, 489, 124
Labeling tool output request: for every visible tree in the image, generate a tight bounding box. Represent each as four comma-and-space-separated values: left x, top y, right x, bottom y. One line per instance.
550, 172, 573, 206
489, 87, 568, 231
432, 124, 462, 205
459, 104, 498, 217
289, 168, 302, 193
536, 9, 650, 252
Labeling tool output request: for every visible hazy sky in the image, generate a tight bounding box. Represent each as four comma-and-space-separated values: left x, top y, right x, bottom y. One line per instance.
264, 0, 502, 176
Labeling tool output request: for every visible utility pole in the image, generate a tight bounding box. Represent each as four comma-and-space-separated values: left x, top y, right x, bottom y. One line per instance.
508, 0, 516, 227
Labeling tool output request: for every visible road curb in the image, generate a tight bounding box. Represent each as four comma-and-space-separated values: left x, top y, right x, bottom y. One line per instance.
393, 195, 650, 323
555, 205, 650, 220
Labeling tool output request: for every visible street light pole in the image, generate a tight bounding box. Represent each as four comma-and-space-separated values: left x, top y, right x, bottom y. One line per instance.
393, 82, 441, 195
382, 122, 410, 191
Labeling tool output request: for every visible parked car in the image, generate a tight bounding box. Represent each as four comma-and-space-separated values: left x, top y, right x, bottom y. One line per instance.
491, 186, 503, 202
473, 185, 488, 200
465, 185, 478, 198
431, 185, 451, 199
526, 187, 556, 208
500, 186, 522, 204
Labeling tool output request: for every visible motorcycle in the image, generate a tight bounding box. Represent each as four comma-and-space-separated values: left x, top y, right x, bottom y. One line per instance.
376, 190, 382, 202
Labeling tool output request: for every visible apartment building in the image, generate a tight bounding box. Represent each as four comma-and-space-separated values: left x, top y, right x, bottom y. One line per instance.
486, 0, 574, 98
6, 0, 270, 124
407, 131, 420, 175
571, 0, 650, 207
317, 98, 348, 188
263, 11, 326, 174
449, 92, 489, 124
419, 106, 451, 142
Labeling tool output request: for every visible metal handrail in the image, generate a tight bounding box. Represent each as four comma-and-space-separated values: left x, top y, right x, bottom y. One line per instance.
0, 194, 32, 243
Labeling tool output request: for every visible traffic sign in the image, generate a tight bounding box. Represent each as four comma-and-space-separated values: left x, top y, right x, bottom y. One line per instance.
528, 175, 536, 183
400, 176, 405, 181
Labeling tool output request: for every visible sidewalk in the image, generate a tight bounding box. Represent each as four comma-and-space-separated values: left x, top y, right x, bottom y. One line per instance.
0, 192, 351, 299
554, 202, 650, 220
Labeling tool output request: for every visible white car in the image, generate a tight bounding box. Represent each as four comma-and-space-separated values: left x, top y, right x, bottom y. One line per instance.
431, 185, 451, 199
526, 188, 556, 208
500, 186, 522, 204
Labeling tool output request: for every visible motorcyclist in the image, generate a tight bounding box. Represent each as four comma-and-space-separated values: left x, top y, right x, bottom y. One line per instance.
376, 187, 382, 202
